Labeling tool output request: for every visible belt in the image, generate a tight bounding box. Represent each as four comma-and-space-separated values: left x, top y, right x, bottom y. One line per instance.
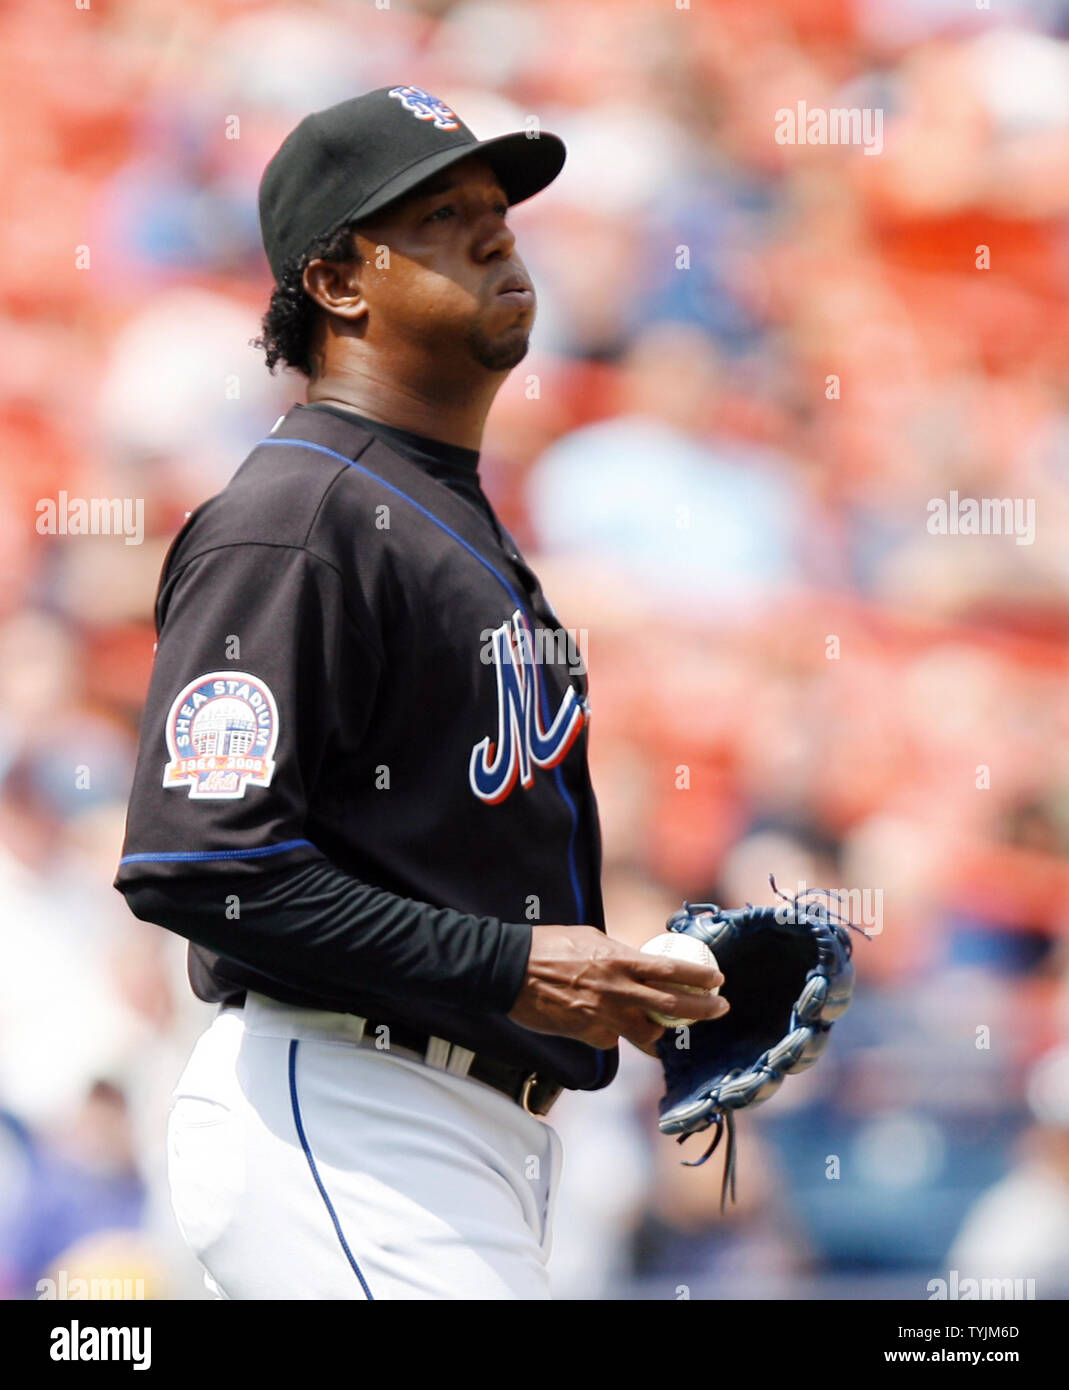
374, 1017, 563, 1118
235, 994, 564, 1118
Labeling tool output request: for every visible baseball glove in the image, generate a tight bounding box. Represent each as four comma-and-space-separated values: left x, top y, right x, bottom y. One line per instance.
655, 877, 867, 1208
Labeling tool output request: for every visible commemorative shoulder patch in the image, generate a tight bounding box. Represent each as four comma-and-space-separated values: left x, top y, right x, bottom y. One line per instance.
162, 671, 279, 799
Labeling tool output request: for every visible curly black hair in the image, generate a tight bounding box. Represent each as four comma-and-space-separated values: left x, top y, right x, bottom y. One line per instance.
251, 221, 363, 378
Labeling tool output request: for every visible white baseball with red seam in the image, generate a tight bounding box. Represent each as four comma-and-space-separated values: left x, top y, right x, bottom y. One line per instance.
640, 932, 720, 1028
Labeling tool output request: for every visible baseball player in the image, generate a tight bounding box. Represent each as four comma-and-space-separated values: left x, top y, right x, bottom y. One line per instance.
114, 85, 728, 1301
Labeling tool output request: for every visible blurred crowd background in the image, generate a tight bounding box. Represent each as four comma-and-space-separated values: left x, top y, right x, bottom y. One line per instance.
3, 0, 1069, 1300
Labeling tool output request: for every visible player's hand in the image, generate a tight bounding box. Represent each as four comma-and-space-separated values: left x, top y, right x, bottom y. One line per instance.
506, 924, 730, 1057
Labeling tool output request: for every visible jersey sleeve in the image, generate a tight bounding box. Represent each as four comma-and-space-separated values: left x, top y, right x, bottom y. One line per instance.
114, 541, 378, 891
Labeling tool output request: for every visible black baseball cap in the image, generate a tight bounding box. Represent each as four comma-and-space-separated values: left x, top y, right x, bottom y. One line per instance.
258, 84, 566, 283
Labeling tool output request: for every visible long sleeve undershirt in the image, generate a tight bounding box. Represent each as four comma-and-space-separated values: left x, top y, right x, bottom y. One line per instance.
121, 858, 533, 1014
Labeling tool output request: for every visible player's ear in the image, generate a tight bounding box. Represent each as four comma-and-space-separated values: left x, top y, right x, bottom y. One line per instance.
302, 249, 368, 323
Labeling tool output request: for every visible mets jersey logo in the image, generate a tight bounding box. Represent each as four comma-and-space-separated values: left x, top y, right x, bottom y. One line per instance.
387, 85, 461, 131
162, 671, 279, 800
469, 611, 587, 806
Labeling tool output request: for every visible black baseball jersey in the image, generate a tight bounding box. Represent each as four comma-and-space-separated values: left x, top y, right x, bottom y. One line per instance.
114, 402, 617, 1092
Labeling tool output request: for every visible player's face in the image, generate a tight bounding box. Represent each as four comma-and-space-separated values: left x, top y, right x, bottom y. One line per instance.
353, 155, 536, 372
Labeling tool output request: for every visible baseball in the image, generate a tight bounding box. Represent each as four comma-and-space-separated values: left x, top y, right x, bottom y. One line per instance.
640, 932, 720, 1028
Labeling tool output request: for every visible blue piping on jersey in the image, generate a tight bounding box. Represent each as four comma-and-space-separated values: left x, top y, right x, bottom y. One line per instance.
261, 436, 589, 928
119, 838, 316, 866
288, 1039, 374, 1299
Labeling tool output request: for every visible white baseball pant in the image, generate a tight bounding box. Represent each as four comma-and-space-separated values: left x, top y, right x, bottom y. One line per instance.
166, 992, 563, 1300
